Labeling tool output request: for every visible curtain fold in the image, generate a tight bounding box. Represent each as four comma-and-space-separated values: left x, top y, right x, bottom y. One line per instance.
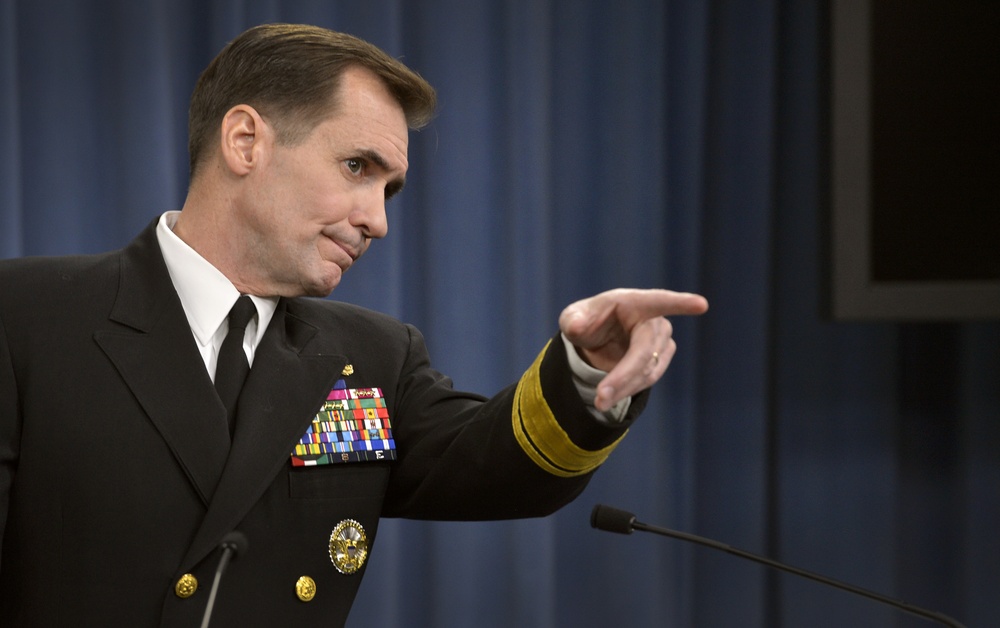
1, 1, 997, 626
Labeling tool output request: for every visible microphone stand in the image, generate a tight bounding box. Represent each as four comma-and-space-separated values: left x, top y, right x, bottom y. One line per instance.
199, 532, 248, 628
591, 505, 966, 628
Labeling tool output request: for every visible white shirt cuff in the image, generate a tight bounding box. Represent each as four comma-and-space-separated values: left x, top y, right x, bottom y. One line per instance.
561, 333, 631, 424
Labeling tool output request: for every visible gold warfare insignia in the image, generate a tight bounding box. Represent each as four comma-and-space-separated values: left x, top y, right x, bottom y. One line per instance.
329, 519, 368, 574
341, 364, 354, 376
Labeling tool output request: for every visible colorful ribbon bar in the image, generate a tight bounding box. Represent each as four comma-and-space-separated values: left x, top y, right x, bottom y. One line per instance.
291, 380, 397, 466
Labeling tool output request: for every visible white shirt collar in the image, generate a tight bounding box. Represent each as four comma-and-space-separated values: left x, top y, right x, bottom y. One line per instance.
155, 211, 277, 354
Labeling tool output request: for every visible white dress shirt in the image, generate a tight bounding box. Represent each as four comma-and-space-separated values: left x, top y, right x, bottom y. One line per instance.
156, 211, 277, 381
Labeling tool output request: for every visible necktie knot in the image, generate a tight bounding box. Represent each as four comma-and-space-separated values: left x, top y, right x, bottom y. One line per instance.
227, 295, 257, 332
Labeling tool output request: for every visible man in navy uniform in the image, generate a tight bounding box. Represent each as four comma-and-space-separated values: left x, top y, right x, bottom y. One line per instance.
0, 23, 708, 626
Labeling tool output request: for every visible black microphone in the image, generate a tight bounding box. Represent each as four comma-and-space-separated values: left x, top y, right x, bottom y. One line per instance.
199, 531, 249, 628
590, 504, 966, 628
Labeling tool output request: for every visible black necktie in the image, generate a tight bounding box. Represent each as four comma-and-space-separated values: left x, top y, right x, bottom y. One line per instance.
215, 295, 256, 437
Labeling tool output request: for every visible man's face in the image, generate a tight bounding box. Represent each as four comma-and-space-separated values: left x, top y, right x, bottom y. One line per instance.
240, 65, 409, 297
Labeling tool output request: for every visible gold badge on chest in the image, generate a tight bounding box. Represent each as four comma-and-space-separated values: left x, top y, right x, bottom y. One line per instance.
329, 519, 368, 575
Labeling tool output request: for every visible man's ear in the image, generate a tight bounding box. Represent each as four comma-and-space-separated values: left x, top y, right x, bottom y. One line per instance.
219, 104, 270, 175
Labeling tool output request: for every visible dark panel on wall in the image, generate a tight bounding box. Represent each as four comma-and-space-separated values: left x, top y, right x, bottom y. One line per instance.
830, 0, 1000, 320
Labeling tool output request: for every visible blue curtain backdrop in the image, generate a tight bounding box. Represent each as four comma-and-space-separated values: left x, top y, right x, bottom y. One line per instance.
2, 1, 998, 626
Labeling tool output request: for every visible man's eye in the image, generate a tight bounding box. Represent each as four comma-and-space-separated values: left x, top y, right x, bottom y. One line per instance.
346, 158, 364, 175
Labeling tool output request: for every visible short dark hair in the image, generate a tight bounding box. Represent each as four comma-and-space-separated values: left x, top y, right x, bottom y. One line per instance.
187, 23, 437, 178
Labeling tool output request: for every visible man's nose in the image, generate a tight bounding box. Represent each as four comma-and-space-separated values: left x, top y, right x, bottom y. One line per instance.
354, 192, 388, 240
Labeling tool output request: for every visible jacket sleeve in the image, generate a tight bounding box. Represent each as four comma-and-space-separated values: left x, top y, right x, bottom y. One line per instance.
381, 325, 647, 521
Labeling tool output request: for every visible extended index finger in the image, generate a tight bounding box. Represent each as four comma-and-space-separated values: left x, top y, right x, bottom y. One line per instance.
643, 289, 710, 317
560, 288, 709, 338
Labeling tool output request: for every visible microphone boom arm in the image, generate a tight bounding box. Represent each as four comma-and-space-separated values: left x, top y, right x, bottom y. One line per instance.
591, 504, 966, 628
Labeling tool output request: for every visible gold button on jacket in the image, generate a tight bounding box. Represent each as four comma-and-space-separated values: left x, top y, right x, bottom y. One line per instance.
174, 574, 198, 599
295, 576, 317, 602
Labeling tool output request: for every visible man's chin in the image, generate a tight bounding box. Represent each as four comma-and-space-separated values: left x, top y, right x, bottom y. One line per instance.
302, 269, 344, 298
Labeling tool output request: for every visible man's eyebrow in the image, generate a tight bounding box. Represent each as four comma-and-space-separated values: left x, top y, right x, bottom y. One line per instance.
358, 149, 392, 172
358, 148, 406, 200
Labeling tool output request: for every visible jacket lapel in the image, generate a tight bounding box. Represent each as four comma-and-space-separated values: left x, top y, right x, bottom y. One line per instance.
92, 222, 350, 570
179, 299, 347, 570
94, 222, 231, 506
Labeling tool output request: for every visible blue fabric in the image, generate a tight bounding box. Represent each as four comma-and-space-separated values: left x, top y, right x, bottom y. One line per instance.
2, 1, 997, 626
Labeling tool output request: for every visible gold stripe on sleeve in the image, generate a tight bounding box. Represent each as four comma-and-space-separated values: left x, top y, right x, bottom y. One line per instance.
512, 342, 627, 477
